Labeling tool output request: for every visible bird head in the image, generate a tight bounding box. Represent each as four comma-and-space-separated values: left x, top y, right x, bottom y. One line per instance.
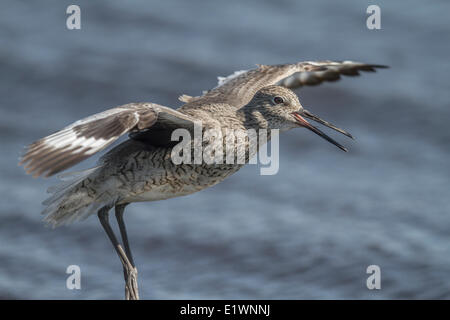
243, 85, 353, 152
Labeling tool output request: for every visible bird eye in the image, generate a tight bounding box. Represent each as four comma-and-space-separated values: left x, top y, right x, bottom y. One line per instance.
273, 96, 284, 104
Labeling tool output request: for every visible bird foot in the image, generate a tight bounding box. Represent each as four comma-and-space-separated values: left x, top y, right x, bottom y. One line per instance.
125, 265, 139, 300
117, 244, 140, 300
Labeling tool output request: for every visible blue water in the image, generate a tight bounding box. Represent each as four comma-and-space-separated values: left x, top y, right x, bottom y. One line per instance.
1, 0, 450, 299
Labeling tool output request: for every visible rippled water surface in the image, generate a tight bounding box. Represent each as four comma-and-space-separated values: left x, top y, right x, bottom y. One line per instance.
1, 0, 450, 299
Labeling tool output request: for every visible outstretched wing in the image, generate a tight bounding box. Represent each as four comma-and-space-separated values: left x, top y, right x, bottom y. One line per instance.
181, 61, 387, 109
20, 103, 196, 177
277, 60, 387, 89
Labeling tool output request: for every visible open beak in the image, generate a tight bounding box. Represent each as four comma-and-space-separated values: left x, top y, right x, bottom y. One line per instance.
302, 110, 354, 139
291, 110, 352, 152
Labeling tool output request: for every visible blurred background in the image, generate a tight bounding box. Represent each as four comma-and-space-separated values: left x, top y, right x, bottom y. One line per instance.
1, 0, 449, 299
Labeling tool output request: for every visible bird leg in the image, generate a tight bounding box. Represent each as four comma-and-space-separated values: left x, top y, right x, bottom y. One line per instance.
115, 203, 135, 266
98, 205, 139, 300
114, 203, 139, 300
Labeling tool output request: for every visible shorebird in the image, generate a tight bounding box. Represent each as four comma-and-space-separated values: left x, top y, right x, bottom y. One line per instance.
19, 60, 386, 299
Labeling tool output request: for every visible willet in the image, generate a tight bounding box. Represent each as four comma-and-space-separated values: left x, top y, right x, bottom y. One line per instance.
19, 60, 387, 299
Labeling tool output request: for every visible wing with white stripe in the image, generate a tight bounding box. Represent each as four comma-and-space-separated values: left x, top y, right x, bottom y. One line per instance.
20, 103, 194, 177
277, 60, 387, 88
182, 60, 387, 109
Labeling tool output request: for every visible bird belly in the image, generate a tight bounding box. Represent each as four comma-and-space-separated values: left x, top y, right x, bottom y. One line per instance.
119, 164, 242, 203
122, 183, 202, 203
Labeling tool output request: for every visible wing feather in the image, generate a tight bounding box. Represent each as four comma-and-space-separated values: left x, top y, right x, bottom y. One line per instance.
182, 60, 387, 109
20, 103, 195, 177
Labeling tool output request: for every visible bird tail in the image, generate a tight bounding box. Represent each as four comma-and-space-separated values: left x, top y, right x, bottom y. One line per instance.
42, 166, 116, 227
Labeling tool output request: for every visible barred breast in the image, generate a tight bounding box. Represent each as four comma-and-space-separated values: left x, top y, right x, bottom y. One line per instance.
97, 139, 244, 204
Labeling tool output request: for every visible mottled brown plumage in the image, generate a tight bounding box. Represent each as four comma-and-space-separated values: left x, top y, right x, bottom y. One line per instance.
19, 60, 387, 299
